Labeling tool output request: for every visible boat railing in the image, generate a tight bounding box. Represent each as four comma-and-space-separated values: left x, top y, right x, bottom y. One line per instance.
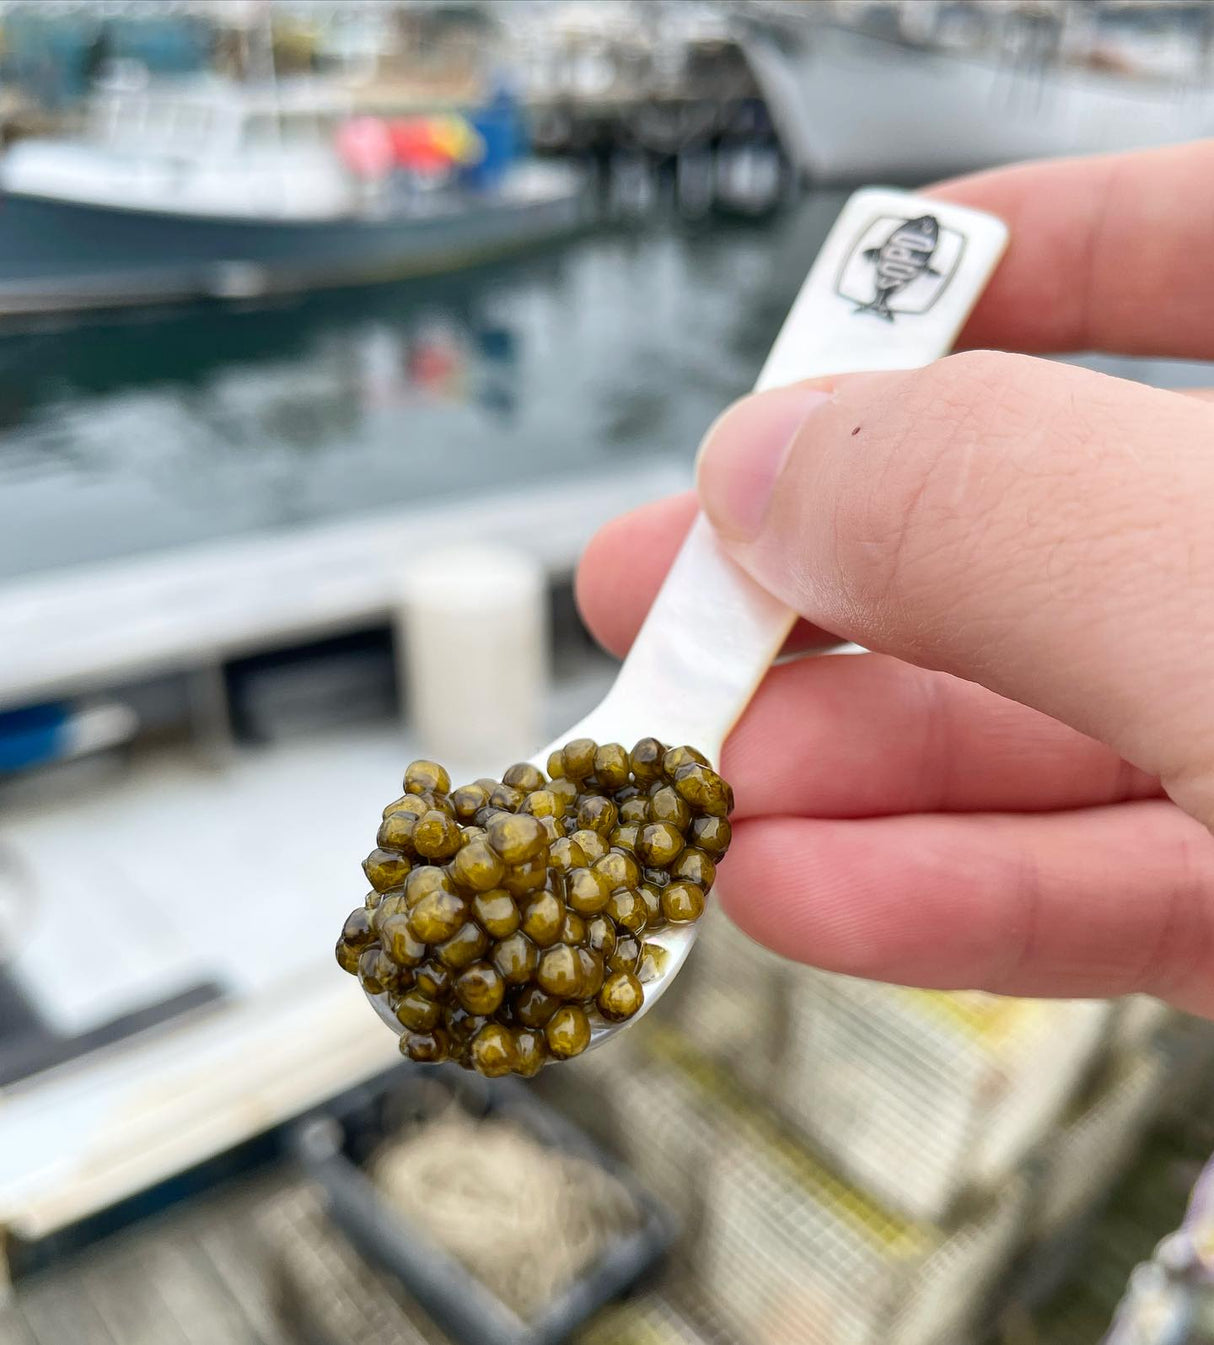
82, 80, 355, 165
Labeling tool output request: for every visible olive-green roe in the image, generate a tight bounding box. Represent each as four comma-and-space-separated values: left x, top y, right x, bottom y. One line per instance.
336, 738, 733, 1076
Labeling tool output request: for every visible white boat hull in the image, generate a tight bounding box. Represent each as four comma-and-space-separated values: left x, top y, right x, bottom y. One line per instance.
0, 172, 586, 315
745, 24, 1214, 183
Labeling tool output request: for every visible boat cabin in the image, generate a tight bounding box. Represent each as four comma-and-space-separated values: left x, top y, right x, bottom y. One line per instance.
2, 76, 357, 219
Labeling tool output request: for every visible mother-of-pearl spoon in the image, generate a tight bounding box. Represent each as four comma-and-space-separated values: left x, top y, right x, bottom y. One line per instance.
371, 187, 1009, 1055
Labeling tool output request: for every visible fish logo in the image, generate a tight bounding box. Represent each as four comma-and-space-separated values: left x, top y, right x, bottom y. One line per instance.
855, 215, 940, 320
836, 214, 965, 320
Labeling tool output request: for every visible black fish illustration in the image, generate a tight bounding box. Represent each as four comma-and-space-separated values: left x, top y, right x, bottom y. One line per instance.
855, 215, 941, 320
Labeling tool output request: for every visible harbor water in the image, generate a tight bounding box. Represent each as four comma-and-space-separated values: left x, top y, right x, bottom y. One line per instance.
4, 176, 1209, 590
0, 186, 840, 586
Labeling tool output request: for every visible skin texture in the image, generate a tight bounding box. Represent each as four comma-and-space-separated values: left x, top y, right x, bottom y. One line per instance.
576, 140, 1214, 1018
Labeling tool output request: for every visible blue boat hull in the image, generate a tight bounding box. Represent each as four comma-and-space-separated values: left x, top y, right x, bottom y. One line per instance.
0, 186, 587, 313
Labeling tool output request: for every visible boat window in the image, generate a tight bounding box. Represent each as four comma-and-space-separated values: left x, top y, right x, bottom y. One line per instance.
243, 111, 327, 145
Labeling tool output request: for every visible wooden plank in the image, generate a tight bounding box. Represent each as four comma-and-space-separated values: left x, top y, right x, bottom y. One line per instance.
133, 1229, 266, 1345
79, 1246, 194, 1345
172, 1178, 295, 1345
10, 1178, 294, 1345
191, 1207, 294, 1345
0, 1304, 37, 1345
12, 1272, 115, 1345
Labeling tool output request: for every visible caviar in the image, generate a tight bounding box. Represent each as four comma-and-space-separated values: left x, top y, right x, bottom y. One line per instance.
597, 970, 644, 1021
335, 742, 733, 1076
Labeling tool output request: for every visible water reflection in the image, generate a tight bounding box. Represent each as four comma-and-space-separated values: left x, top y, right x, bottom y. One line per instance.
0, 193, 840, 583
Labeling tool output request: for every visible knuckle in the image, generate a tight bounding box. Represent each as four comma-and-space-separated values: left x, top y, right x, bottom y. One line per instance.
1145, 820, 1214, 1002
1162, 756, 1214, 835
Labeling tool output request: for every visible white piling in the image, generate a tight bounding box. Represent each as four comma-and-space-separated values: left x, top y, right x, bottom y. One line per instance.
395, 544, 548, 776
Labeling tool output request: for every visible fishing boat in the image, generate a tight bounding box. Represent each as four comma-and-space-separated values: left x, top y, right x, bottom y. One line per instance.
0, 75, 587, 316
743, 2, 1214, 184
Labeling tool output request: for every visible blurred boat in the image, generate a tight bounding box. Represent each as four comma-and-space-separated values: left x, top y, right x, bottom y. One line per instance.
744, 5, 1214, 183
0, 75, 586, 316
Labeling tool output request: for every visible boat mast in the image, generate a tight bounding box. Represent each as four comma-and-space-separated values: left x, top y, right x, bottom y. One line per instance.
248, 0, 288, 213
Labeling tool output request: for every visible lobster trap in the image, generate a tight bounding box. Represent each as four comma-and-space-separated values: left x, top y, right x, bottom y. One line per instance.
775, 973, 1112, 1223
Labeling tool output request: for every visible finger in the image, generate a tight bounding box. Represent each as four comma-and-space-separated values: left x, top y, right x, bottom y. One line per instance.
576, 493, 697, 659
724, 652, 1159, 820
580, 500, 1161, 820
575, 491, 835, 659
928, 140, 1214, 358
718, 800, 1214, 1014
696, 357, 1214, 827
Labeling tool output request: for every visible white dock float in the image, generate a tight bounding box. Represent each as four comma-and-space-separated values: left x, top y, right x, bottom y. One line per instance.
0, 463, 689, 709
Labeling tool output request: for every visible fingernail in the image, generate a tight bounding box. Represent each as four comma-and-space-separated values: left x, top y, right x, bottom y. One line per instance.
696, 383, 832, 540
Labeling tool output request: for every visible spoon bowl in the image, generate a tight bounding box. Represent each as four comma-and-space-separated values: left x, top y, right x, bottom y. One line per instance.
368, 920, 696, 1053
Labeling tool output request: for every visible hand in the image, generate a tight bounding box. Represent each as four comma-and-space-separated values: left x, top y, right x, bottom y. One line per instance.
576, 141, 1214, 1017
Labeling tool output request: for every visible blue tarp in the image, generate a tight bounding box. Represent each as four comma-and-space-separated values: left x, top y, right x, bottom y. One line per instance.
0, 702, 68, 771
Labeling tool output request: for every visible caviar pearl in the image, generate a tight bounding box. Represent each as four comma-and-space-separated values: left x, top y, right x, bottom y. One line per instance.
336, 743, 732, 1075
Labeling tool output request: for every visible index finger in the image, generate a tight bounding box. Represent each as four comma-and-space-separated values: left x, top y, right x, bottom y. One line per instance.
575, 491, 838, 659
929, 140, 1214, 358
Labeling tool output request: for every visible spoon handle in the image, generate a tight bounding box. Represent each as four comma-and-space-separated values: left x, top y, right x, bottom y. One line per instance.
601, 188, 1010, 760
